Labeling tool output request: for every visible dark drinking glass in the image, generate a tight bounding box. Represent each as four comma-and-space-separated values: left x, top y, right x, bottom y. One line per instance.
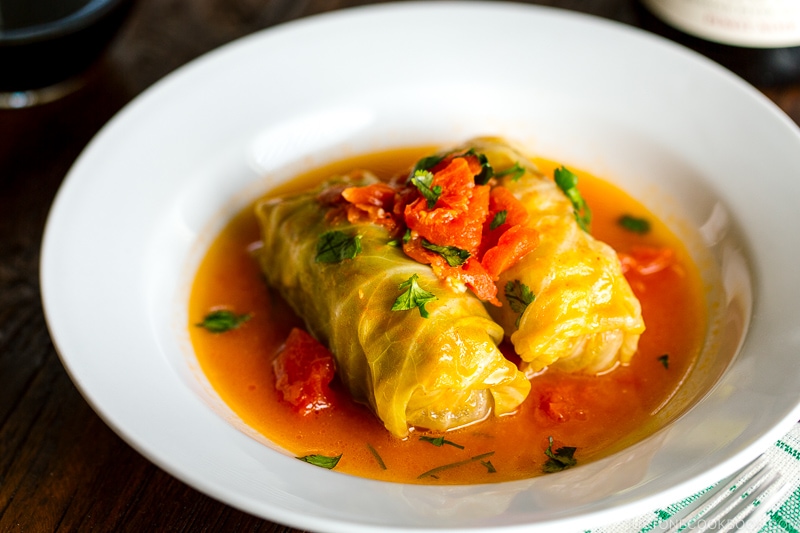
0, 0, 134, 107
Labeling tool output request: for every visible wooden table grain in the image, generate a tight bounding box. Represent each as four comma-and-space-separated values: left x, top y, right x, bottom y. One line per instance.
1, 1, 798, 531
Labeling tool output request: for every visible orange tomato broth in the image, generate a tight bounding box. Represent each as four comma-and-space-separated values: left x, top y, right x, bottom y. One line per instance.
188, 146, 706, 485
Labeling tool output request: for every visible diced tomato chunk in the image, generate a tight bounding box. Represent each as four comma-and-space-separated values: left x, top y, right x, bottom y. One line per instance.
489, 186, 529, 227
340, 183, 398, 229
618, 247, 676, 276
481, 225, 539, 279
462, 153, 488, 177
457, 258, 500, 305
273, 328, 336, 415
334, 151, 540, 305
539, 390, 572, 423
480, 187, 529, 256
341, 183, 396, 208
431, 157, 475, 212
401, 236, 431, 265
404, 238, 499, 304
405, 179, 489, 254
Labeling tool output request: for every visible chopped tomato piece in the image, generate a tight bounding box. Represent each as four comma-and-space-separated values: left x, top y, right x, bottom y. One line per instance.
335, 152, 539, 305
341, 183, 398, 229
341, 183, 396, 208
405, 177, 490, 253
618, 247, 676, 276
461, 152, 489, 177
273, 328, 336, 415
480, 186, 529, 255
539, 390, 574, 423
423, 151, 485, 177
401, 236, 431, 265
404, 238, 499, 304
432, 157, 476, 212
457, 258, 499, 305
481, 225, 539, 279
489, 186, 529, 227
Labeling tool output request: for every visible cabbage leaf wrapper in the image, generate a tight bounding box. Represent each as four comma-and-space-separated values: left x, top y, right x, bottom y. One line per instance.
468, 138, 645, 376
255, 174, 530, 438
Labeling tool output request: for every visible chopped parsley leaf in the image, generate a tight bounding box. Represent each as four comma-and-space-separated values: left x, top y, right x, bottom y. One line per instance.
618, 214, 651, 234
463, 149, 494, 185
297, 453, 342, 469
387, 229, 412, 248
490, 210, 508, 230
196, 310, 251, 333
421, 240, 470, 267
366, 443, 387, 470
504, 280, 534, 327
419, 436, 465, 449
391, 273, 438, 318
481, 460, 497, 473
417, 451, 495, 480
496, 162, 525, 181
554, 166, 591, 233
315, 231, 362, 263
542, 436, 577, 473
658, 354, 669, 369
409, 153, 446, 176
410, 169, 443, 209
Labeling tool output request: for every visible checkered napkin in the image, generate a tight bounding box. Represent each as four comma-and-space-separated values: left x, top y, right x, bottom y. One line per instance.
590, 423, 800, 532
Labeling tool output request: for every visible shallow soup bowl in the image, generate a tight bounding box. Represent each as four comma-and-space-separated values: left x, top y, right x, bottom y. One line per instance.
40, 2, 800, 531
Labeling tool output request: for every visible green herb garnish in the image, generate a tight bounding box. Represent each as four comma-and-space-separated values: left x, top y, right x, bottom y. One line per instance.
618, 214, 651, 234
389, 228, 412, 247
554, 166, 591, 232
421, 240, 470, 267
316, 231, 362, 263
496, 162, 525, 181
410, 169, 443, 209
297, 453, 342, 469
542, 436, 577, 473
419, 436, 465, 449
391, 273, 438, 318
366, 443, 387, 470
409, 153, 445, 176
409, 149, 492, 187
490, 210, 508, 230
504, 280, 534, 327
481, 460, 497, 473
417, 452, 495, 480
196, 310, 251, 333
658, 354, 669, 369
463, 149, 494, 185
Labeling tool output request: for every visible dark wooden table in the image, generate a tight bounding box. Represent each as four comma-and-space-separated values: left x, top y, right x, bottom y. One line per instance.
2, 1, 799, 531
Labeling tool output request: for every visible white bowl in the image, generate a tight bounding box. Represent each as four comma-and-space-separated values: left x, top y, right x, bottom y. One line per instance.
40, 2, 800, 531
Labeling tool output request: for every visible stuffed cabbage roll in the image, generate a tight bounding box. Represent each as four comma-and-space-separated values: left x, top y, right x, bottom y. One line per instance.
255, 172, 530, 438
467, 138, 645, 376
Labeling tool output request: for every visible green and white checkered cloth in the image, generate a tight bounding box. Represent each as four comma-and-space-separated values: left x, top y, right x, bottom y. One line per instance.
591, 423, 800, 532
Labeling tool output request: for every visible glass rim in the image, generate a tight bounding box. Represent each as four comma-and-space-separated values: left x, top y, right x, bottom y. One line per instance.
0, 0, 131, 44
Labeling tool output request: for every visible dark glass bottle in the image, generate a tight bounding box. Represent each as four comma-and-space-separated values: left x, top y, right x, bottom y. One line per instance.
635, 0, 800, 87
